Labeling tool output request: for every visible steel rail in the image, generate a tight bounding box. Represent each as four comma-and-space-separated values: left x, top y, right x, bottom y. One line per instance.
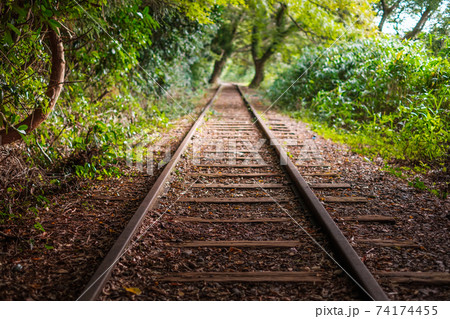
78, 85, 223, 301
236, 85, 389, 301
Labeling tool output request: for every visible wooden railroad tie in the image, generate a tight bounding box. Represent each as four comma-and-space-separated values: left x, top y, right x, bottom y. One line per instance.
309, 183, 351, 189
169, 240, 302, 248
179, 197, 291, 203
323, 196, 369, 203
339, 215, 396, 223
205, 133, 259, 136
208, 124, 254, 126
376, 272, 450, 285
218, 116, 251, 118
297, 164, 331, 168
156, 271, 322, 283
207, 131, 258, 134
208, 126, 253, 128
89, 196, 137, 201
191, 183, 287, 189
195, 164, 271, 168
209, 123, 253, 125
202, 150, 259, 153
209, 127, 254, 128
198, 139, 254, 142
211, 128, 255, 131
189, 173, 283, 177
356, 239, 419, 248
302, 172, 339, 177
174, 217, 291, 223
204, 136, 260, 138
197, 156, 264, 160
208, 122, 252, 125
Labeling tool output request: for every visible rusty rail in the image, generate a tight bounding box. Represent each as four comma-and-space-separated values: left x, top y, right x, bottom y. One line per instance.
78, 85, 223, 300
236, 85, 388, 301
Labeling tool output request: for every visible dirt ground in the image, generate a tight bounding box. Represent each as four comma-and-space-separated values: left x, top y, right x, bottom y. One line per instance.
0, 87, 448, 300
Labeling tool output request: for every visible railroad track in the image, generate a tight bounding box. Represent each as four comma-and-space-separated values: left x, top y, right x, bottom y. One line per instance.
78, 84, 388, 301
242, 88, 450, 300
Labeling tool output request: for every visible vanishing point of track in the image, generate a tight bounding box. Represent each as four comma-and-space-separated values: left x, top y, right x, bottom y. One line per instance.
78, 84, 388, 301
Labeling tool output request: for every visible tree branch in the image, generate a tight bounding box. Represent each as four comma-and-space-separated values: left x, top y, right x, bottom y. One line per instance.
0, 27, 65, 145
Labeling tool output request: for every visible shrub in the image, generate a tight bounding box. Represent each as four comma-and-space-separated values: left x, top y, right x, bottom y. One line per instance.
268, 37, 450, 165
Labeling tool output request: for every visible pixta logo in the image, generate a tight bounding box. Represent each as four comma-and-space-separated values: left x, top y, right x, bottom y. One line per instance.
316, 306, 360, 317
124, 135, 172, 175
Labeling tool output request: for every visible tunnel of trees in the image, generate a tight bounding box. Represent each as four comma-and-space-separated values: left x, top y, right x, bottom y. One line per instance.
0, 0, 449, 234
0, 0, 449, 304
1, 0, 448, 143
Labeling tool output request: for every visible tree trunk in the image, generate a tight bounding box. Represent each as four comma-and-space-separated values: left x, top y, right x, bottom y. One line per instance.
249, 60, 265, 88
208, 53, 228, 85
208, 12, 243, 85
378, 0, 402, 32
0, 28, 65, 145
378, 13, 388, 31
248, 3, 289, 88
404, 6, 433, 40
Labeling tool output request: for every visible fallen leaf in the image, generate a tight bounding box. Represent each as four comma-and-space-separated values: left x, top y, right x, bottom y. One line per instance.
124, 287, 142, 295
229, 247, 243, 254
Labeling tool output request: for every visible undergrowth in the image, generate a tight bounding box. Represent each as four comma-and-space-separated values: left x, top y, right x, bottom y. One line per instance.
268, 37, 449, 197
284, 112, 448, 199
0, 88, 204, 225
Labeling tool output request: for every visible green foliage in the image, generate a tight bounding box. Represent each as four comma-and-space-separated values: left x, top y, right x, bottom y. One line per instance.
218, 0, 377, 87
174, 0, 245, 23
1, 0, 220, 177
0, 0, 230, 235
34, 222, 45, 233
409, 177, 426, 190
268, 37, 449, 166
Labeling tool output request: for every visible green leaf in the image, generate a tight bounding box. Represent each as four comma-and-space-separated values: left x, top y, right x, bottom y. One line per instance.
4, 30, 13, 45
48, 19, 61, 34
17, 124, 28, 134
34, 222, 45, 232
7, 23, 21, 35
42, 8, 53, 18
12, 5, 28, 19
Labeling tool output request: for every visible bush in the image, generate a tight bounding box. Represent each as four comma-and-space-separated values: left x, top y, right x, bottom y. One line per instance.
268, 37, 450, 165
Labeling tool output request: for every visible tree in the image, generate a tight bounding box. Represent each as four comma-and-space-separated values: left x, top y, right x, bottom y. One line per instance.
426, 3, 450, 56
374, 0, 444, 38
0, 0, 243, 145
404, 0, 443, 39
0, 1, 69, 145
240, 0, 376, 88
209, 9, 243, 84
378, 0, 402, 31
249, 2, 296, 87
0, 28, 65, 145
